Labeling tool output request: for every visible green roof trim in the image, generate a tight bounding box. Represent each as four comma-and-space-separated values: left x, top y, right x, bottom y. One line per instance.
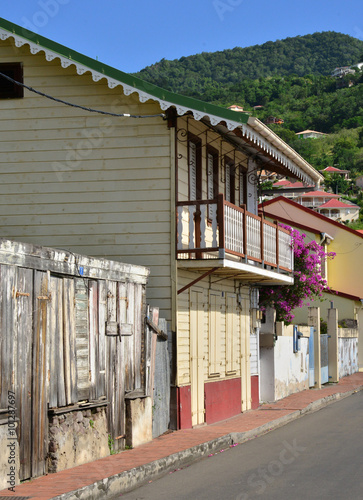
0, 17, 249, 125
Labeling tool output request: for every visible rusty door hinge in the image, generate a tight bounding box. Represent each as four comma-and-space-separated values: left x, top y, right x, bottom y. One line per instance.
14, 290, 30, 298
37, 293, 52, 301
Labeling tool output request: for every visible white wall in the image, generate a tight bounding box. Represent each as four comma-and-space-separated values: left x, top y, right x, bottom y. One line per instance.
339, 337, 359, 378
274, 336, 309, 400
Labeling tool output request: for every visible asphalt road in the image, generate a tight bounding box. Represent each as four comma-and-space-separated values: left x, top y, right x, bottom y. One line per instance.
117, 391, 363, 500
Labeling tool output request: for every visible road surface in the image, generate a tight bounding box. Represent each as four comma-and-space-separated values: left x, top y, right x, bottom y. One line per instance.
117, 390, 363, 499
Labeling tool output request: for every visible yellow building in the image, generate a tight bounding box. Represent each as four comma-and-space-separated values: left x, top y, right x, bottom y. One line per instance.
261, 196, 363, 370
0, 16, 324, 469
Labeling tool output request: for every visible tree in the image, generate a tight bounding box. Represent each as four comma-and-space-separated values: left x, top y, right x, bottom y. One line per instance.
259, 227, 335, 324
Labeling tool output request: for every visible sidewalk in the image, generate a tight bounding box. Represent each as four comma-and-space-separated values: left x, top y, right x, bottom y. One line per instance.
2, 372, 363, 500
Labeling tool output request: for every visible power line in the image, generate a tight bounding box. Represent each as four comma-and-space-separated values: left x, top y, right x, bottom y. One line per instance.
0, 71, 166, 119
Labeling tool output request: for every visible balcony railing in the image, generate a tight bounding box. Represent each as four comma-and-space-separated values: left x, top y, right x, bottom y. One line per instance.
176, 194, 293, 273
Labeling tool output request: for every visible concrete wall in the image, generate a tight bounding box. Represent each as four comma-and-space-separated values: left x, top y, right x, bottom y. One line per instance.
339, 336, 359, 378
274, 336, 309, 400
48, 407, 109, 473
260, 325, 309, 403
292, 293, 360, 326
126, 397, 152, 449
260, 346, 275, 402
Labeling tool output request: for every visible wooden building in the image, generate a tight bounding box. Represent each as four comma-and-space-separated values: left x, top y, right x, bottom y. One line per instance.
0, 238, 151, 487
0, 18, 324, 431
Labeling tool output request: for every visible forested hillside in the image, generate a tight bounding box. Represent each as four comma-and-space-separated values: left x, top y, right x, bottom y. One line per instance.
135, 31, 363, 226
134, 31, 363, 176
135, 32, 363, 92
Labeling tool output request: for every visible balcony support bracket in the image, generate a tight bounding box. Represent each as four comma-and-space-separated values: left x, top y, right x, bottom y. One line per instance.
177, 267, 219, 295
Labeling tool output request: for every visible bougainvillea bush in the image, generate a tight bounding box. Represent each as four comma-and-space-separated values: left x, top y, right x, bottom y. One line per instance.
259, 225, 336, 324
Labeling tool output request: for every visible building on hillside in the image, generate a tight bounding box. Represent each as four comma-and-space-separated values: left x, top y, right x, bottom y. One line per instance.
259, 196, 363, 371
331, 62, 363, 78
331, 66, 356, 78
316, 198, 360, 223
322, 166, 350, 180
228, 104, 245, 112
0, 16, 324, 466
296, 190, 341, 209
264, 116, 284, 125
295, 130, 328, 140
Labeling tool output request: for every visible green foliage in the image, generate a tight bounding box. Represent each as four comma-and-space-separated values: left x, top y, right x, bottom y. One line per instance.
320, 318, 328, 335
135, 32, 363, 92
108, 434, 116, 455
135, 32, 363, 176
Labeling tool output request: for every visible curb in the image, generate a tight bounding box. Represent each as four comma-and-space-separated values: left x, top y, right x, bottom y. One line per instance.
53, 386, 363, 499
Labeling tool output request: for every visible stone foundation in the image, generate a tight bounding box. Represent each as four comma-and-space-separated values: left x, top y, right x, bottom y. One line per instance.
48, 406, 109, 473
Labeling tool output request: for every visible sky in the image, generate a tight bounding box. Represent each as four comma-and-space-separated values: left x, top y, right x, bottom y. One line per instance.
1, 0, 363, 74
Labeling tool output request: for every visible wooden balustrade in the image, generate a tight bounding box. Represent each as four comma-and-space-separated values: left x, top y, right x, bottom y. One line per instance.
176, 194, 293, 272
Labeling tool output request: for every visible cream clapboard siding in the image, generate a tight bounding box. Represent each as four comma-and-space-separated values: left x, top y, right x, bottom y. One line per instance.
176, 117, 248, 203
177, 268, 250, 387
0, 39, 173, 319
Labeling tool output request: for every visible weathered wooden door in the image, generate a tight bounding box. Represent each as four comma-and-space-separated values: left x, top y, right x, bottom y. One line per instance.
104, 280, 143, 451
0, 265, 35, 481
32, 270, 50, 478
190, 289, 205, 426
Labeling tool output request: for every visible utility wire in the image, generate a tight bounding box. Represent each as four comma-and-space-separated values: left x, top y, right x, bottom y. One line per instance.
0, 71, 166, 119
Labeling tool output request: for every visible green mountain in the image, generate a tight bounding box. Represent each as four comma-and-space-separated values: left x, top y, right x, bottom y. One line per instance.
134, 31, 363, 179
135, 32, 363, 94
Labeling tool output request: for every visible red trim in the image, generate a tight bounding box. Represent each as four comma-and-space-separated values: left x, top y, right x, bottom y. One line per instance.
204, 378, 241, 424
251, 376, 259, 409
327, 289, 363, 301
177, 386, 192, 429
259, 196, 363, 239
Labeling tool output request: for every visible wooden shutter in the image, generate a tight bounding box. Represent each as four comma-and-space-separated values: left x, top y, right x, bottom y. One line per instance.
226, 293, 239, 373
208, 291, 221, 376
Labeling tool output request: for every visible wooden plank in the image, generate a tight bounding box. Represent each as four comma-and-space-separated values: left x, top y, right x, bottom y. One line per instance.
0, 265, 16, 410
32, 270, 50, 478
97, 280, 107, 399
54, 276, 66, 407
115, 282, 127, 451
125, 282, 135, 392
134, 284, 142, 390
75, 278, 89, 401
145, 305, 152, 397
89, 281, 98, 401
48, 276, 58, 409
15, 267, 33, 481
63, 278, 78, 404
106, 281, 117, 439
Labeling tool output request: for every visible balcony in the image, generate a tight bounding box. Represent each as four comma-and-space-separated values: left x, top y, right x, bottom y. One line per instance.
176, 194, 293, 285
